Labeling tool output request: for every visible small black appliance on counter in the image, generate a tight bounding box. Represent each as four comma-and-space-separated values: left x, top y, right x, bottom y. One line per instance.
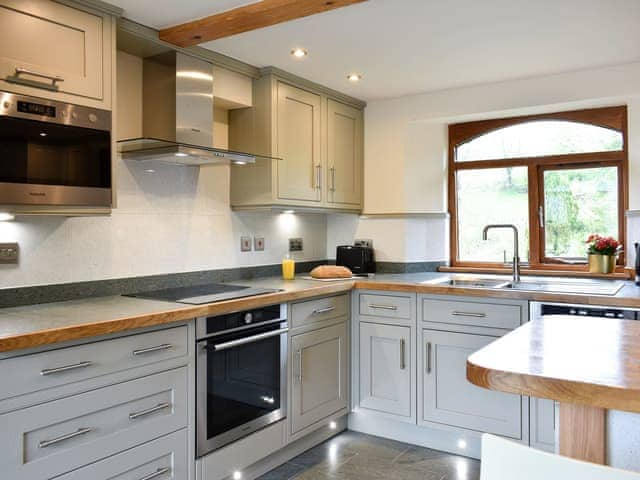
336, 245, 376, 275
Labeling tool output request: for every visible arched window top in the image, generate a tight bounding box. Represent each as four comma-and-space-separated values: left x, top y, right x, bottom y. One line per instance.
455, 120, 624, 163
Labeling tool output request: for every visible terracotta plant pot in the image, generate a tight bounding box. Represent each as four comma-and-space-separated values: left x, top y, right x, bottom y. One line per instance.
588, 254, 616, 274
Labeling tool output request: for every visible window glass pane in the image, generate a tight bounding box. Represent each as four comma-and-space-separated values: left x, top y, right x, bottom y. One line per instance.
544, 166, 618, 260
456, 121, 623, 162
457, 167, 529, 262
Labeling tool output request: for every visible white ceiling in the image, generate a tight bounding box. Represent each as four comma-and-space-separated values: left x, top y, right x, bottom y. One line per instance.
111, 0, 640, 101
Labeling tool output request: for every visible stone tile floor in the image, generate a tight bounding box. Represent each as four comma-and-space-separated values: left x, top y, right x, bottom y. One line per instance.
257, 431, 480, 480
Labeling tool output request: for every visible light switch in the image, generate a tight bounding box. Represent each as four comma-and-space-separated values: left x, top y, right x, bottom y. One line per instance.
240, 236, 252, 252
0, 243, 19, 264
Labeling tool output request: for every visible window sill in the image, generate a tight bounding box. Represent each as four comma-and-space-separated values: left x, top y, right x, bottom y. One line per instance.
439, 265, 633, 281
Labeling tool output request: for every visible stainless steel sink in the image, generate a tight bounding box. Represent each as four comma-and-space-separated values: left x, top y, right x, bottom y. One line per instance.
425, 276, 624, 296
424, 277, 511, 289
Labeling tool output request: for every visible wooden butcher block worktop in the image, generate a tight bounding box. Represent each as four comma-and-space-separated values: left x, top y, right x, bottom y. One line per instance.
2, 273, 640, 353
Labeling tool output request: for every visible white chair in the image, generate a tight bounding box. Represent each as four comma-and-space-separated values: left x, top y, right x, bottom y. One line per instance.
481, 434, 640, 480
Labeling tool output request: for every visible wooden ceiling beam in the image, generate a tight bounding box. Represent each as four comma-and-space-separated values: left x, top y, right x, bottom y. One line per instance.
159, 0, 367, 47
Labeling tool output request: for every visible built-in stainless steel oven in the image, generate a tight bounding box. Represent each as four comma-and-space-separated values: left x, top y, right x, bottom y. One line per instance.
0, 91, 111, 207
196, 304, 288, 457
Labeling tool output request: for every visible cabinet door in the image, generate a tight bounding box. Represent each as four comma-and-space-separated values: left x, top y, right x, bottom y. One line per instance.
290, 322, 348, 434
327, 99, 363, 206
0, 0, 106, 101
276, 81, 322, 203
530, 397, 556, 452
359, 322, 412, 418
421, 329, 522, 438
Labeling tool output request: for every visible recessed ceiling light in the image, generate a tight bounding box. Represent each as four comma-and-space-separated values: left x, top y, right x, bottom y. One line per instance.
39, 132, 47, 137
347, 73, 362, 82
291, 48, 308, 58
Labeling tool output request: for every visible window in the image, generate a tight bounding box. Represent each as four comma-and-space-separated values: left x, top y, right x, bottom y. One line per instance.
449, 106, 628, 271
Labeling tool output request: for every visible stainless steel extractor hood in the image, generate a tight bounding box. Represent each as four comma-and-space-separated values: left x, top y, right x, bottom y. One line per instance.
117, 51, 270, 165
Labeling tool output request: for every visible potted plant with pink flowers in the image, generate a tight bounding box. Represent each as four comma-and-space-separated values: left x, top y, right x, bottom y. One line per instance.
586, 234, 622, 274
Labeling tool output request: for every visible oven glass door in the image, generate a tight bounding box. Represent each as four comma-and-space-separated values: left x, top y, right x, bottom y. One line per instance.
0, 116, 111, 188
197, 322, 287, 456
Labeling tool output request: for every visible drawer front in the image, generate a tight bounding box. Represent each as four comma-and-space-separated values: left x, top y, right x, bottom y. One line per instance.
0, 325, 189, 401
57, 429, 188, 480
422, 298, 521, 330
291, 294, 348, 329
359, 294, 412, 320
0, 367, 188, 480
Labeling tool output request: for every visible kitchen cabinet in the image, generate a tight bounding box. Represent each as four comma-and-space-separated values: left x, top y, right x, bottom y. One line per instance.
230, 68, 365, 211
359, 322, 413, 419
0, 0, 115, 109
327, 99, 363, 207
530, 397, 556, 452
290, 322, 348, 435
420, 329, 523, 438
276, 82, 322, 203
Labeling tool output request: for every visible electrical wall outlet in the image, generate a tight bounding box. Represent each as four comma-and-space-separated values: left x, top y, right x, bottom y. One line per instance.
0, 243, 19, 264
354, 239, 373, 248
254, 236, 265, 251
240, 236, 252, 252
289, 238, 303, 252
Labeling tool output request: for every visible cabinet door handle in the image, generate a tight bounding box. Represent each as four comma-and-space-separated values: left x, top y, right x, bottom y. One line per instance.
40, 361, 92, 376
312, 306, 335, 315
129, 402, 171, 420
132, 343, 173, 356
330, 167, 336, 192
296, 349, 303, 383
7, 67, 64, 92
369, 304, 398, 311
315, 165, 322, 189
38, 427, 93, 448
400, 339, 406, 370
451, 311, 486, 318
426, 342, 432, 374
138, 467, 171, 480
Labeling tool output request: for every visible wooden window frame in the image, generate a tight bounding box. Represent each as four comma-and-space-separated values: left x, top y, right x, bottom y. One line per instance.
448, 106, 628, 273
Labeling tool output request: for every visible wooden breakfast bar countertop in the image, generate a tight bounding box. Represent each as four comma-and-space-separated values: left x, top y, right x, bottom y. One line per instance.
467, 316, 640, 464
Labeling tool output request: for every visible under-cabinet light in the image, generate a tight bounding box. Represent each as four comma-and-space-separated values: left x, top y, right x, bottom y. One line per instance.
0, 213, 15, 222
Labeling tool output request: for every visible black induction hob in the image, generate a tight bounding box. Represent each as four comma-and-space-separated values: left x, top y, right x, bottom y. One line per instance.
124, 283, 281, 305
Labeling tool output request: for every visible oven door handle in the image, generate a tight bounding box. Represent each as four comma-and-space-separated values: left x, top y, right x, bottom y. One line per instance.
205, 328, 289, 351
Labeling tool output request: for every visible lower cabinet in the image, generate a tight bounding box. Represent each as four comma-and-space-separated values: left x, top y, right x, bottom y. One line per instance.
289, 321, 348, 435
56, 428, 188, 480
359, 322, 413, 418
420, 329, 523, 438
530, 397, 557, 452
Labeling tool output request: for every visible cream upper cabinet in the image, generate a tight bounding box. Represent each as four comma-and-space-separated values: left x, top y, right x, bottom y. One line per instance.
0, 0, 114, 109
327, 99, 363, 207
229, 69, 364, 211
276, 81, 322, 203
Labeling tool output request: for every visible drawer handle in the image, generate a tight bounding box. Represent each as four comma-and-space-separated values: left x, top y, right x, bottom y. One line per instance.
129, 402, 171, 420
451, 311, 486, 318
7, 67, 64, 92
138, 467, 171, 480
369, 304, 398, 311
399, 338, 406, 370
132, 343, 173, 356
312, 306, 335, 315
40, 361, 92, 376
38, 427, 93, 448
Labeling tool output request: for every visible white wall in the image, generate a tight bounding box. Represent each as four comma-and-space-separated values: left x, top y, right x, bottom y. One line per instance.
349, 61, 640, 265
0, 52, 326, 289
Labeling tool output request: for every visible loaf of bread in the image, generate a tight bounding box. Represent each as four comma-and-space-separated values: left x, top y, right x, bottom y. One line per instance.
310, 265, 352, 279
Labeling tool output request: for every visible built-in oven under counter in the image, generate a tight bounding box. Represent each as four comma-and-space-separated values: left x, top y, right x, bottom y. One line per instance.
196, 304, 288, 457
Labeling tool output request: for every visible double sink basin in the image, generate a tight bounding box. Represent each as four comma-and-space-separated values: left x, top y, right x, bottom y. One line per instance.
425, 276, 625, 296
